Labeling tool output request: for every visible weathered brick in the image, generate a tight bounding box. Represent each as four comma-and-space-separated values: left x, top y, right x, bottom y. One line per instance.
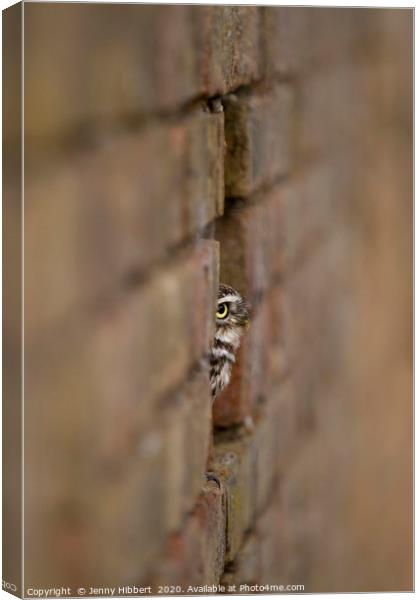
262, 8, 369, 78
196, 6, 262, 97
255, 379, 296, 516
212, 430, 256, 562
24, 4, 201, 141
281, 163, 343, 271
257, 492, 293, 586
222, 534, 260, 587
267, 284, 290, 383
26, 370, 212, 588
262, 7, 309, 76
297, 63, 371, 162
216, 190, 285, 305
88, 432, 168, 585
153, 479, 226, 587
80, 369, 212, 582
194, 481, 227, 586
23, 329, 92, 589
89, 241, 218, 439
284, 235, 351, 430
223, 84, 295, 197
24, 348, 213, 582
25, 112, 223, 337
298, 9, 374, 67
285, 235, 349, 369
24, 242, 218, 586
23, 314, 169, 588
163, 369, 212, 533
24, 5, 266, 143
212, 380, 296, 562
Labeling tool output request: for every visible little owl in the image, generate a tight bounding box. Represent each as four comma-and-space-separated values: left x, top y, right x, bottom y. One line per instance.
210, 284, 250, 400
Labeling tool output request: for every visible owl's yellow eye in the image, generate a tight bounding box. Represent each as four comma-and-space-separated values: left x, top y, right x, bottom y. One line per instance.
216, 303, 229, 319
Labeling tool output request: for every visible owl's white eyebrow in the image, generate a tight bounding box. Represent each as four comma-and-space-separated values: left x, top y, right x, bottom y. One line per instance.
218, 294, 237, 303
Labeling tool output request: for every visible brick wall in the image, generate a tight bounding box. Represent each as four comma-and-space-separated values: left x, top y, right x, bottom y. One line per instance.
6, 5, 411, 594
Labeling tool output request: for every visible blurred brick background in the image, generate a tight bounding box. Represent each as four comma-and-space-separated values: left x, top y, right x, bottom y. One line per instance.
4, 4, 412, 594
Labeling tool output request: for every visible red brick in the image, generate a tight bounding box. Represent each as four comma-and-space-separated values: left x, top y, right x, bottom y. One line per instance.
163, 369, 212, 533
212, 380, 296, 561
88, 240, 218, 440
222, 534, 260, 587
153, 479, 226, 587
24, 4, 201, 140
280, 163, 340, 271
223, 84, 295, 197
23, 242, 218, 586
267, 285, 290, 383
297, 63, 371, 162
216, 190, 286, 306
299, 9, 374, 67
23, 326, 169, 588
194, 481, 227, 585
196, 6, 262, 97
257, 492, 294, 586
212, 430, 257, 562
262, 8, 369, 78
67, 368, 212, 582
255, 379, 296, 516
24, 5, 265, 142
262, 7, 309, 76
24, 357, 212, 588
24, 238, 217, 505
25, 112, 223, 337
87, 433, 169, 585
285, 235, 349, 368
30, 369, 212, 587
214, 376, 296, 536
284, 235, 351, 430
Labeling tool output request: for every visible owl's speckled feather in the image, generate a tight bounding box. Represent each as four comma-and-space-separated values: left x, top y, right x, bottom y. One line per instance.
210, 284, 250, 400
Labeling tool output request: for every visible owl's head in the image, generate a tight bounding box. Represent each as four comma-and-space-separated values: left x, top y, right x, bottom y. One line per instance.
216, 283, 250, 330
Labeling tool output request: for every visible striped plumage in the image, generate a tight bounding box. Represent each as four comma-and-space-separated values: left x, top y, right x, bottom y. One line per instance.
210, 284, 250, 400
